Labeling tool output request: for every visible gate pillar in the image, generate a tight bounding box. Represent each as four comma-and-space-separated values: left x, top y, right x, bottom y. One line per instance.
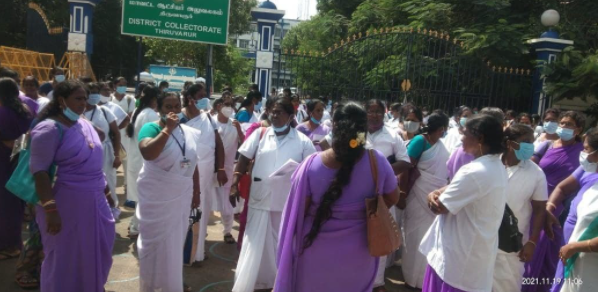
251, 1, 284, 98
67, 0, 102, 56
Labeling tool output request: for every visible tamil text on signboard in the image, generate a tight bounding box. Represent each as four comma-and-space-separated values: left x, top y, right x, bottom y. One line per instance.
121, 0, 231, 45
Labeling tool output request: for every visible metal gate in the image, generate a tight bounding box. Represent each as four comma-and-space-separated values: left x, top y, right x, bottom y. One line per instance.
272, 27, 533, 112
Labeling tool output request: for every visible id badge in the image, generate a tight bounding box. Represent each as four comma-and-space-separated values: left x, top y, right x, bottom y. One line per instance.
180, 158, 191, 169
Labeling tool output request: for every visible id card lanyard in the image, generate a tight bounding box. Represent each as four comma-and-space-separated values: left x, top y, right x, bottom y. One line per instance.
171, 125, 190, 168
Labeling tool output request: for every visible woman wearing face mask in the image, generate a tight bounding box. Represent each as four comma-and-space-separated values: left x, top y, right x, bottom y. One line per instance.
556, 134, 598, 292
125, 86, 159, 238
493, 124, 548, 292
518, 113, 533, 128
543, 129, 598, 292
211, 97, 244, 244
398, 104, 423, 146
398, 112, 450, 289
534, 108, 561, 147
442, 106, 472, 155
364, 99, 411, 290
525, 111, 585, 292
230, 98, 316, 292
30, 80, 115, 292
136, 92, 200, 292
421, 114, 507, 292
83, 83, 122, 219
179, 83, 227, 263
296, 99, 331, 151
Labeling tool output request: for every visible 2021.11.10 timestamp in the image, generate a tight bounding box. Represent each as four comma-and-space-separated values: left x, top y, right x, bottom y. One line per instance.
522, 277, 583, 286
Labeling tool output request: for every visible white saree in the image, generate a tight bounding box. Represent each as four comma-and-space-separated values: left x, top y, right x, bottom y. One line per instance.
402, 141, 449, 288
137, 124, 199, 292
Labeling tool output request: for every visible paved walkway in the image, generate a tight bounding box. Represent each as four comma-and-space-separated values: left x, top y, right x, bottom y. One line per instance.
0, 170, 417, 292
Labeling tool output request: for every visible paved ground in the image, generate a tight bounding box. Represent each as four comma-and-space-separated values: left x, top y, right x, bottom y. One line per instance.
0, 170, 417, 292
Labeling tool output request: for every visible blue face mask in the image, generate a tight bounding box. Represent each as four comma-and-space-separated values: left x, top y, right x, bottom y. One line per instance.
116, 86, 127, 94
514, 142, 534, 161
62, 103, 80, 121
273, 118, 291, 133
255, 102, 262, 112
54, 75, 66, 83
310, 116, 321, 125
543, 121, 558, 135
460, 117, 467, 128
557, 127, 575, 141
195, 98, 209, 110
87, 94, 101, 105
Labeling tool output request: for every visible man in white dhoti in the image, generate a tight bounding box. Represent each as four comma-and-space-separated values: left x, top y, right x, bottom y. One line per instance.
230, 98, 316, 292
212, 96, 245, 243
136, 93, 201, 292
125, 86, 159, 237
179, 84, 228, 262
494, 125, 547, 292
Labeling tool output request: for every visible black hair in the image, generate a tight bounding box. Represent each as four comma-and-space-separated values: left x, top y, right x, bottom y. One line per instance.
421, 112, 449, 134
247, 90, 262, 102
274, 97, 294, 116
503, 124, 534, 152
213, 98, 225, 108
0, 78, 31, 119
543, 108, 561, 121
560, 110, 586, 129
365, 99, 385, 113
222, 91, 233, 99
586, 128, 598, 150
390, 103, 401, 112
400, 103, 423, 122
85, 82, 101, 94
479, 107, 505, 123
240, 97, 254, 109
37, 80, 85, 122
249, 84, 259, 91
136, 82, 148, 99
260, 96, 279, 121
127, 85, 159, 138
157, 92, 179, 110
517, 113, 532, 124
531, 114, 541, 125
457, 106, 472, 118
465, 114, 504, 154
505, 110, 518, 120
159, 81, 169, 88
49, 67, 64, 79
23, 76, 40, 88
116, 77, 127, 84
183, 83, 204, 108
78, 76, 93, 84
0, 67, 19, 80
305, 98, 325, 122
304, 101, 368, 249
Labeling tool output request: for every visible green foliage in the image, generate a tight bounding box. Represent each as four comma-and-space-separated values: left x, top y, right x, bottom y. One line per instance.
543, 47, 598, 101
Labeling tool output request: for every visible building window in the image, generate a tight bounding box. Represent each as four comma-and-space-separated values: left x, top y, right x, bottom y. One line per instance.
239, 40, 250, 49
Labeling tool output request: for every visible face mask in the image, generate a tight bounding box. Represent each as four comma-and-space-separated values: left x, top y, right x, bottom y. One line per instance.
460, 117, 467, 128
514, 142, 534, 161
404, 121, 420, 133
195, 98, 209, 110
236, 102, 241, 109
55, 75, 65, 83
255, 102, 262, 112
221, 106, 233, 118
580, 151, 598, 173
87, 94, 101, 105
62, 101, 80, 121
556, 127, 575, 141
116, 86, 127, 94
310, 116, 321, 125
543, 121, 558, 134
177, 112, 185, 120
273, 118, 291, 133
100, 94, 109, 103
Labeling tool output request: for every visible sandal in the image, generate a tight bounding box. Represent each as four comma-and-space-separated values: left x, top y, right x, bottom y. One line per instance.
15, 274, 39, 289
0, 249, 20, 261
224, 234, 236, 244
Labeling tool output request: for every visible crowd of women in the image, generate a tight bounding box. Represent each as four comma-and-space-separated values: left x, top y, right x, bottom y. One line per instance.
1, 65, 598, 292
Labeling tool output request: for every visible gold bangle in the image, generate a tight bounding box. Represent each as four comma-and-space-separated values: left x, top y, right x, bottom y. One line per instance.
527, 240, 537, 247
588, 239, 594, 253
42, 200, 56, 208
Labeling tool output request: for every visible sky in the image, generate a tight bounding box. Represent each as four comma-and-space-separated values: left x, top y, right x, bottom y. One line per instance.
269, 0, 318, 20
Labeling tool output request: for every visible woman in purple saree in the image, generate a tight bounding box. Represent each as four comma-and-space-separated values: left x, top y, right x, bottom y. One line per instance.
275, 102, 399, 292
30, 80, 115, 292
0, 78, 35, 260
524, 111, 585, 292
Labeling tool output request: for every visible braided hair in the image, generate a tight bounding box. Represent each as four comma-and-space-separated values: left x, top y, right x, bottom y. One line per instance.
303, 101, 368, 249
0, 78, 32, 120
126, 85, 159, 138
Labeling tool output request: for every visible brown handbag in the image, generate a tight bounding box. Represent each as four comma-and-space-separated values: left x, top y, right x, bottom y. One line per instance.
365, 149, 402, 257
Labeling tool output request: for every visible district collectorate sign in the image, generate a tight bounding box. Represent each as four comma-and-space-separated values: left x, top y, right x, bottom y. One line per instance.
121, 0, 231, 45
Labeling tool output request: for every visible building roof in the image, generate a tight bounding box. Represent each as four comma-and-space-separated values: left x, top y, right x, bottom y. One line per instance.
258, 0, 277, 9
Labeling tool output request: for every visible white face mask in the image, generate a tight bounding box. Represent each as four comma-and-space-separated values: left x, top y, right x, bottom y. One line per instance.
404, 121, 421, 134
221, 106, 233, 118
99, 94, 109, 103
580, 151, 598, 173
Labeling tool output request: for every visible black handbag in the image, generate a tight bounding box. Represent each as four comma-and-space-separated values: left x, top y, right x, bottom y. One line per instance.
498, 204, 523, 253
183, 208, 202, 265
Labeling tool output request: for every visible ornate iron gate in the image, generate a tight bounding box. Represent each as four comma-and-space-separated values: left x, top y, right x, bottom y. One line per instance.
272, 27, 533, 112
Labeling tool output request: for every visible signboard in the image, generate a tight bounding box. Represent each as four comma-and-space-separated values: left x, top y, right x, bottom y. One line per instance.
121, 0, 231, 45
149, 65, 197, 92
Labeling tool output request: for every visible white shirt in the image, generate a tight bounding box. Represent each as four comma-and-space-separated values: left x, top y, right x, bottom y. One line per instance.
448, 118, 459, 129
441, 127, 463, 155
503, 159, 547, 246
111, 94, 136, 115
100, 101, 128, 126
36, 96, 50, 112
238, 127, 316, 211
419, 155, 508, 292
367, 126, 410, 163
84, 105, 116, 143
321, 110, 331, 123
47, 90, 54, 101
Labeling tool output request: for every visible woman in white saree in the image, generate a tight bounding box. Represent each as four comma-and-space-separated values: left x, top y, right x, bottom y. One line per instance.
399, 112, 450, 289
136, 92, 200, 292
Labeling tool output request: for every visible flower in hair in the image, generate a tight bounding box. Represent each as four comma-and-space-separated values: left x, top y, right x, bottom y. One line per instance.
349, 132, 366, 148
